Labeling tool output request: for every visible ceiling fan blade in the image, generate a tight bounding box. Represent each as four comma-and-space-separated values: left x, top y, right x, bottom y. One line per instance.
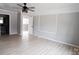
28, 7, 35, 9
28, 9, 34, 12
17, 4, 23, 7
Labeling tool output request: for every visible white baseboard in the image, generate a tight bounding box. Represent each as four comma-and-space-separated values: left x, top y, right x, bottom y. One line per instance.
34, 33, 79, 48
10, 32, 18, 35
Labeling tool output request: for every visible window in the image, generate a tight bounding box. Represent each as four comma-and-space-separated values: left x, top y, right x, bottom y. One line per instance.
23, 17, 29, 24
0, 17, 3, 24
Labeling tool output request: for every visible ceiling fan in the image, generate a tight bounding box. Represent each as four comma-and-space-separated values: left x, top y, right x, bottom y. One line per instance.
17, 3, 35, 13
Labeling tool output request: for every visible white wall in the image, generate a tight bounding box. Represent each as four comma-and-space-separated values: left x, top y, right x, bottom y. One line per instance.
17, 11, 22, 35
0, 9, 18, 35
33, 11, 79, 46
57, 12, 79, 45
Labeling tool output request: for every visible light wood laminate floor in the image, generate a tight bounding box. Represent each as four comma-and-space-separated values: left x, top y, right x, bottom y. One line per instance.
0, 34, 79, 55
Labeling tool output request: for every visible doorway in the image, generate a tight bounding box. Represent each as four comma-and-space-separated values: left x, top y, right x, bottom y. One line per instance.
21, 13, 33, 38
22, 16, 29, 37
0, 14, 9, 36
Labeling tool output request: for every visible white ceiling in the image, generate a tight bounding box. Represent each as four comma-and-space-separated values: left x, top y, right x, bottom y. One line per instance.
29, 3, 79, 10
0, 3, 79, 15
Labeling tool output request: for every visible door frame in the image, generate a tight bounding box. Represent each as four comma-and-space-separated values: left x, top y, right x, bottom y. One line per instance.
28, 16, 33, 35
20, 12, 33, 36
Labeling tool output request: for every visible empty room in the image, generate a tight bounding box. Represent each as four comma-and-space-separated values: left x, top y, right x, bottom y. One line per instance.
0, 3, 79, 55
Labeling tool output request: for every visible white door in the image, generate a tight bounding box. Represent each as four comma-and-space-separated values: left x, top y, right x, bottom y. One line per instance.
28, 16, 33, 35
